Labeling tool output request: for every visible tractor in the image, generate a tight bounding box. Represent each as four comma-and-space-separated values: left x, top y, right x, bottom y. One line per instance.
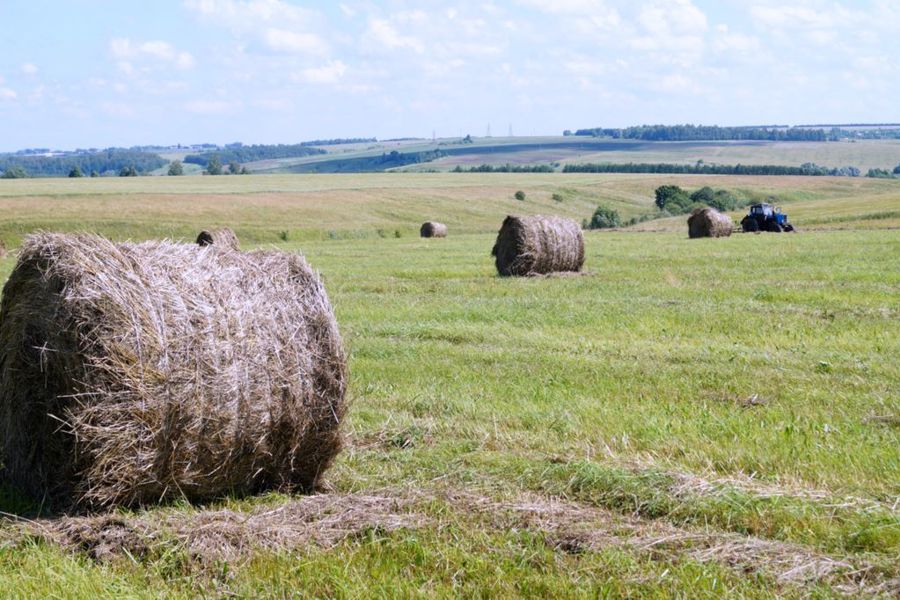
740, 203, 795, 233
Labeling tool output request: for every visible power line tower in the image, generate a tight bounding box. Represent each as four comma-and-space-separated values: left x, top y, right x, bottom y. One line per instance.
508, 123, 513, 137
486, 123, 491, 138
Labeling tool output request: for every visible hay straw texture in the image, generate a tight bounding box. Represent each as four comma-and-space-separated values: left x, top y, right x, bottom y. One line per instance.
196, 227, 240, 250
687, 207, 733, 239
491, 215, 585, 276
419, 222, 448, 238
0, 233, 347, 508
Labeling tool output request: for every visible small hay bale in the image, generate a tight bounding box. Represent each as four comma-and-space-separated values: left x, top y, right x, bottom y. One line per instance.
687, 207, 733, 239
420, 222, 448, 238
196, 227, 240, 250
0, 233, 347, 508
491, 215, 585, 276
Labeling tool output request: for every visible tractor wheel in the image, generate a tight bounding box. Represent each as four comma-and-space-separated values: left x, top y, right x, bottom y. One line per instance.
767, 221, 783, 233
783, 223, 795, 232
742, 217, 760, 233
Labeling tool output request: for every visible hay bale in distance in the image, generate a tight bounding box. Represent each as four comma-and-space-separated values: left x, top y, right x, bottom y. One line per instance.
420, 222, 448, 238
491, 215, 585, 276
687, 207, 733, 238
196, 227, 240, 250
0, 233, 347, 508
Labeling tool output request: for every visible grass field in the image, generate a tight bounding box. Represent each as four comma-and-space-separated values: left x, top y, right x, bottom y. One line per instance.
0, 174, 897, 598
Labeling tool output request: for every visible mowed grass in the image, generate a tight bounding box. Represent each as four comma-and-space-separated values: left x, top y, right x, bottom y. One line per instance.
0, 174, 897, 597
0, 173, 898, 248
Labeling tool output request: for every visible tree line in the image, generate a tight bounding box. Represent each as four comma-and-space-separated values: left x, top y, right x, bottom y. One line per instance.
451, 163, 554, 173
0, 149, 166, 178
183, 144, 327, 168
568, 124, 900, 141
562, 162, 866, 176
569, 125, 828, 141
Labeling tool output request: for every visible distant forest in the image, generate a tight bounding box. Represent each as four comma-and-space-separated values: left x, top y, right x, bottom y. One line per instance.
287, 149, 446, 173
184, 144, 327, 167
0, 149, 166, 177
569, 124, 900, 141
562, 162, 865, 176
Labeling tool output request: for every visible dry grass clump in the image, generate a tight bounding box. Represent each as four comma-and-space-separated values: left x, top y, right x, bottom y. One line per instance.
0, 233, 346, 509
420, 222, 448, 238
196, 227, 240, 250
491, 215, 585, 276
687, 207, 733, 238
26, 493, 420, 564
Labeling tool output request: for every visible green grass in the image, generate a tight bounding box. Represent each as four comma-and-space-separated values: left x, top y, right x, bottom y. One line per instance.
0, 174, 897, 597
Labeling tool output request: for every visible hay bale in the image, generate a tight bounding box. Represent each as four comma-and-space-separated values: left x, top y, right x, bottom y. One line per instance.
420, 222, 448, 238
491, 215, 585, 276
687, 207, 733, 238
196, 227, 240, 250
0, 233, 347, 508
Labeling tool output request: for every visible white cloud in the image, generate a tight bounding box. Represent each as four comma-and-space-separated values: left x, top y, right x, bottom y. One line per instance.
264, 28, 324, 54
185, 0, 327, 54
639, 0, 707, 35
0, 88, 17, 100
21, 63, 39, 75
367, 18, 425, 53
712, 25, 761, 54
110, 38, 195, 70
296, 60, 348, 84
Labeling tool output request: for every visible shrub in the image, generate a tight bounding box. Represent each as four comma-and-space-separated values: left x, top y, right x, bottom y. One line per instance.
654, 185, 691, 213
552, 193, 564, 203
1, 166, 28, 179
587, 205, 621, 230
514, 190, 526, 201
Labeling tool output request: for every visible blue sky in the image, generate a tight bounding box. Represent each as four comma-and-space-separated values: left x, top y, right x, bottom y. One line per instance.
1, 0, 897, 150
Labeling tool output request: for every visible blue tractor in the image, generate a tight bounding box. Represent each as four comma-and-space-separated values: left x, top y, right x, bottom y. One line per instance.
740, 203, 795, 233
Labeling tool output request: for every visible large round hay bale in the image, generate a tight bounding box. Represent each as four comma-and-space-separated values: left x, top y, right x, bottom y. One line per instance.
420, 222, 448, 238
196, 227, 240, 250
491, 215, 585, 276
0, 233, 346, 508
687, 207, 733, 238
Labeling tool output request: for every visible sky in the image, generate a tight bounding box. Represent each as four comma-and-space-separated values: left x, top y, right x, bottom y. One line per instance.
0, 0, 898, 151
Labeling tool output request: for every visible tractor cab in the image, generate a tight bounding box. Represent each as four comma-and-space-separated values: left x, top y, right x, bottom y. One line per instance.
749, 203, 775, 217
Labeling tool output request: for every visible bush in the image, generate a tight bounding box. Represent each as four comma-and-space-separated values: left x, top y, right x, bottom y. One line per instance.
587, 205, 621, 229
866, 168, 894, 179
654, 185, 692, 213
552, 193, 564, 203
514, 190, 526, 201
2, 166, 28, 179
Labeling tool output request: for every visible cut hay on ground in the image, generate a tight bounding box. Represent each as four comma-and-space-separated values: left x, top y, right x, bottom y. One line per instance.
687, 207, 733, 238
0, 233, 347, 509
420, 221, 448, 238
196, 227, 240, 250
491, 215, 585, 276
